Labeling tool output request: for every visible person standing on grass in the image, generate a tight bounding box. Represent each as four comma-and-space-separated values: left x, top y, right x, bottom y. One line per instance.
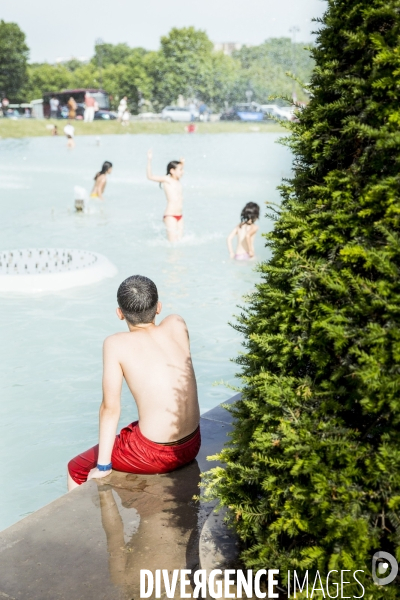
67, 96, 77, 120
50, 96, 59, 119
117, 96, 128, 122
122, 109, 130, 126
84, 93, 95, 122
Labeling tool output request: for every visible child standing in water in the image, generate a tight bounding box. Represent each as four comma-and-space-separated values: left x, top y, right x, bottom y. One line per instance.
63, 122, 75, 149
147, 150, 185, 242
91, 161, 113, 200
227, 202, 260, 260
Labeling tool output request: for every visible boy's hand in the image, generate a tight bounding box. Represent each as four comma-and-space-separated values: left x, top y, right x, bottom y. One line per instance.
179, 156, 185, 164
88, 467, 112, 481
147, 149, 153, 160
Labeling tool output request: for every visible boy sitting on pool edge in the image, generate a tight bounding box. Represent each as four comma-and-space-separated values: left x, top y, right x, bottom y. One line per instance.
67, 275, 201, 490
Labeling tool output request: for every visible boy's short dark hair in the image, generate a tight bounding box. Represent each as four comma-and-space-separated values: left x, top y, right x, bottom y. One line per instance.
117, 275, 158, 325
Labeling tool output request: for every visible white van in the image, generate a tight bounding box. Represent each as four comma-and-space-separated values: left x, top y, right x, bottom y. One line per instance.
161, 106, 199, 122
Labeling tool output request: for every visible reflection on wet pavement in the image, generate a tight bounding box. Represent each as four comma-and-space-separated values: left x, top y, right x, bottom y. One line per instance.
98, 461, 203, 599
0, 399, 238, 600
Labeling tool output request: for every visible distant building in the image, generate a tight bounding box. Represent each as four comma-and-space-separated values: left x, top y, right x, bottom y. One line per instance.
213, 42, 244, 55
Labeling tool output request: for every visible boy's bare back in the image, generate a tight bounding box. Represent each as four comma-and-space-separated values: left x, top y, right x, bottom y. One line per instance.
104, 314, 199, 443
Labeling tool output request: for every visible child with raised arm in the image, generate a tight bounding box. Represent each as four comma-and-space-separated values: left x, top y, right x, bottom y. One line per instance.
227, 202, 260, 260
147, 150, 185, 242
67, 275, 200, 490
91, 161, 113, 200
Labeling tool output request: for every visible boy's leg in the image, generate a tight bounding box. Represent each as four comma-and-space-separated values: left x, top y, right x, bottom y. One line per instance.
67, 443, 99, 489
67, 470, 79, 491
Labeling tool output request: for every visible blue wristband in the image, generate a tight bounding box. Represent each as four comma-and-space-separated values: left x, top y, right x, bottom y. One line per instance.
97, 462, 112, 471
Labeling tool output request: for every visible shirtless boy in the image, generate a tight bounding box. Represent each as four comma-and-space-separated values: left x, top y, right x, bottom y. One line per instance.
147, 150, 185, 242
67, 275, 200, 490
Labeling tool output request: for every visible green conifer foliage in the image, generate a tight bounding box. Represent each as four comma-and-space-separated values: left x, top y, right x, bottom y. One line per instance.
202, 1, 400, 596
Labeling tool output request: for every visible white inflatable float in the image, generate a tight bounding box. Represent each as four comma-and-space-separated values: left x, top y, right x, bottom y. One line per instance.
0, 249, 117, 293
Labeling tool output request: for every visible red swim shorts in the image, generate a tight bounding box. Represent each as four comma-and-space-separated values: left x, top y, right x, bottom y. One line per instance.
68, 421, 201, 485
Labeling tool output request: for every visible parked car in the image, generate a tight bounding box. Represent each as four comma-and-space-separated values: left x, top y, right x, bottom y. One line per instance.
161, 106, 199, 122
94, 110, 117, 120
220, 102, 264, 122
261, 104, 296, 121
3, 103, 32, 118
4, 109, 22, 119
276, 106, 296, 121
260, 104, 280, 119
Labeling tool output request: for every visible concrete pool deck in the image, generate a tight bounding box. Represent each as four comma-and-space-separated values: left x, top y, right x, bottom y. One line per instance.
0, 395, 241, 600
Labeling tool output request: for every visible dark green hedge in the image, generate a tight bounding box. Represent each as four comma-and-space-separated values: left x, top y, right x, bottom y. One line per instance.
202, 1, 400, 597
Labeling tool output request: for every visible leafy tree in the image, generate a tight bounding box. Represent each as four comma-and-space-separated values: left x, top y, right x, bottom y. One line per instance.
146, 27, 242, 110
18, 29, 315, 111
23, 63, 71, 102
63, 58, 86, 72
111, 57, 153, 111
234, 38, 314, 104
70, 59, 152, 111
202, 0, 400, 597
92, 42, 147, 68
209, 52, 239, 108
70, 62, 100, 90
150, 27, 215, 108
0, 20, 29, 101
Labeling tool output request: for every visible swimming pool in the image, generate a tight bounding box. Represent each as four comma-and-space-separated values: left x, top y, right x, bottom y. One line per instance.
0, 132, 292, 530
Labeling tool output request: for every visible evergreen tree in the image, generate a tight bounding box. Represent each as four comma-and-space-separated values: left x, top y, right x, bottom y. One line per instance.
203, 0, 400, 596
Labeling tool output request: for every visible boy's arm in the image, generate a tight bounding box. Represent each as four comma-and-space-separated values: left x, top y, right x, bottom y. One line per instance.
88, 336, 123, 480
227, 227, 237, 258
147, 149, 169, 183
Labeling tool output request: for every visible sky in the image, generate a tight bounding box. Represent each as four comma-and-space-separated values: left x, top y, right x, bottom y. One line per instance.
1, 0, 327, 63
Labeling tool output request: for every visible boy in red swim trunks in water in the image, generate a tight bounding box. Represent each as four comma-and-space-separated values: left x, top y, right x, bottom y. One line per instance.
67, 275, 200, 490
147, 149, 185, 243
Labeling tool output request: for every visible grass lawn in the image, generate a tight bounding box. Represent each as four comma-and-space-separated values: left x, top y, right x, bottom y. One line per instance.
0, 118, 284, 139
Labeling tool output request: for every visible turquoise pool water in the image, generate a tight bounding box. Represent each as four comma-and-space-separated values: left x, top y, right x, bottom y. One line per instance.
0, 132, 292, 530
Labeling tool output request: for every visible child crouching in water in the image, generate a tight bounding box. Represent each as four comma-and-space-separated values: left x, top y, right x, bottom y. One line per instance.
91, 161, 113, 200
227, 202, 260, 260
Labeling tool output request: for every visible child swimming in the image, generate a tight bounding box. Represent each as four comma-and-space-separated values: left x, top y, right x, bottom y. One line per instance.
147, 150, 185, 242
227, 202, 260, 260
91, 161, 113, 200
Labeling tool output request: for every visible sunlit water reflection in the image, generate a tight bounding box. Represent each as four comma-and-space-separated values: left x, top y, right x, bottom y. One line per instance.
0, 132, 291, 529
